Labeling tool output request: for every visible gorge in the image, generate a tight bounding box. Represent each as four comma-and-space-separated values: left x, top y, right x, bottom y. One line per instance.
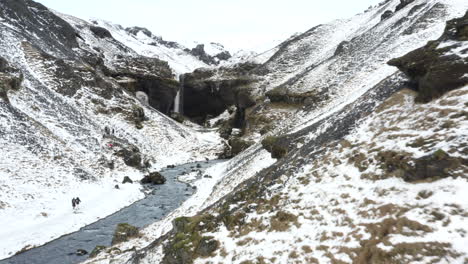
0, 0, 467, 263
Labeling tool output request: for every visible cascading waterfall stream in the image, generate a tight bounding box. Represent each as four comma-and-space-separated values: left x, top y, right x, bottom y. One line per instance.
174, 75, 184, 114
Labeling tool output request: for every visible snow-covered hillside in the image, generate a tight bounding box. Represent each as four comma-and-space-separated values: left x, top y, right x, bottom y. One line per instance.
186, 85, 468, 264
1, 0, 467, 263
0, 0, 224, 259
69, 18, 210, 77
78, 0, 468, 263
173, 0, 468, 144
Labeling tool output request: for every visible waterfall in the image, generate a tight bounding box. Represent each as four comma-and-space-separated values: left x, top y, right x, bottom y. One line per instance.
174, 75, 184, 114
174, 91, 180, 113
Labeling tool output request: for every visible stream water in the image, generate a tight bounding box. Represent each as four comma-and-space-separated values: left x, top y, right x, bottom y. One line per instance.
1, 160, 220, 264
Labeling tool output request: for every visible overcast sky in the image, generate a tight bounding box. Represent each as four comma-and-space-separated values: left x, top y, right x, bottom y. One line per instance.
35, 0, 382, 52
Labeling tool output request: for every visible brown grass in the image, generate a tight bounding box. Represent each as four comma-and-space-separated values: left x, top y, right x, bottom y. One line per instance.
301, 245, 313, 253
269, 211, 300, 232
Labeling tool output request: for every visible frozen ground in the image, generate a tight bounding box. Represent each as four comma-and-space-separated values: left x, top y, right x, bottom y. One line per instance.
192, 86, 468, 264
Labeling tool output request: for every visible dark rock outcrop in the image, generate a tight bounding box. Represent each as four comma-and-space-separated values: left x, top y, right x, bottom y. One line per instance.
141, 172, 166, 185
125, 27, 180, 49
182, 63, 257, 125
126, 27, 153, 38
187, 44, 232, 65
214, 51, 232, 61
381, 10, 394, 21
266, 86, 326, 105
90, 26, 113, 39
111, 223, 139, 245
122, 176, 133, 184
395, 0, 416, 12
0, 0, 78, 56
220, 137, 254, 159
189, 44, 216, 65
128, 105, 146, 129
0, 57, 23, 102
388, 11, 468, 102
109, 57, 178, 114
334, 41, 350, 56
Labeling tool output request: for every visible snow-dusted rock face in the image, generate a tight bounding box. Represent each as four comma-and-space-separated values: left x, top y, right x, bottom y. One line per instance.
177, 0, 467, 140
389, 10, 468, 102
79, 20, 231, 76
78, 0, 468, 263
0, 0, 223, 259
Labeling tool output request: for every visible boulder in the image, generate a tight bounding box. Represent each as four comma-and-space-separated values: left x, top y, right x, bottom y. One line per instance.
170, 112, 185, 123
76, 249, 88, 256
228, 137, 254, 157
141, 172, 166, 185
132, 106, 145, 123
124, 152, 141, 167
111, 223, 139, 245
122, 176, 133, 184
116, 145, 142, 168
388, 11, 468, 102
261, 135, 288, 159
90, 26, 113, 39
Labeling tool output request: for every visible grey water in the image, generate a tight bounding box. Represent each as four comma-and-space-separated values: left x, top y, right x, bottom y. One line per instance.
1, 160, 221, 264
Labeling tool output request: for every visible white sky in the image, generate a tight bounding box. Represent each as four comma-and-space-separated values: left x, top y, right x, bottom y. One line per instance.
35, 0, 383, 52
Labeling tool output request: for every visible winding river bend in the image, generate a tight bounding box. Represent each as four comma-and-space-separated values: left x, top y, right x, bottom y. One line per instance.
1, 161, 220, 264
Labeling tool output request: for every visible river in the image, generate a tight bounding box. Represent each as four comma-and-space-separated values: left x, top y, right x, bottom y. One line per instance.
1, 160, 220, 264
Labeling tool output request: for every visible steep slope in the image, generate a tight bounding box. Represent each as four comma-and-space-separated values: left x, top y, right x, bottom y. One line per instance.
181, 0, 466, 140
0, 0, 223, 259
74, 18, 209, 76
173, 86, 468, 264
60, 15, 233, 77
80, 0, 468, 263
